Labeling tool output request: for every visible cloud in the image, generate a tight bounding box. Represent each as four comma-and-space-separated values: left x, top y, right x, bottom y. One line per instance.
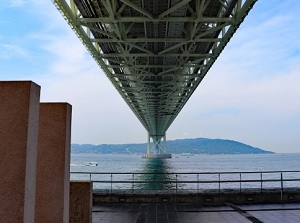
168, 53, 300, 152
22, 1, 145, 144
168, 1, 300, 152
8, 0, 26, 7
0, 44, 29, 59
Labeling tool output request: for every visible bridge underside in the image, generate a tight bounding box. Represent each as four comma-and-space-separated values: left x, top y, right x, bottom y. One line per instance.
54, 0, 257, 155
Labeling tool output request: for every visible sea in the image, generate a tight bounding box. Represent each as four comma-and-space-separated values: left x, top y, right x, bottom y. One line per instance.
70, 153, 300, 191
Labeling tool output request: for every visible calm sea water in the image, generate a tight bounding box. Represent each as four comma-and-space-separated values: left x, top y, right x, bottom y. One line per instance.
70, 153, 300, 190
71, 153, 300, 172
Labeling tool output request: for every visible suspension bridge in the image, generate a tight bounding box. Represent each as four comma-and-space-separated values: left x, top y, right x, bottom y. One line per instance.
53, 0, 257, 157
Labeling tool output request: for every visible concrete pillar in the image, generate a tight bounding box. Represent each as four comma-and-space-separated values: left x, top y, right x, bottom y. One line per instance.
35, 103, 72, 223
0, 81, 40, 223
70, 181, 93, 223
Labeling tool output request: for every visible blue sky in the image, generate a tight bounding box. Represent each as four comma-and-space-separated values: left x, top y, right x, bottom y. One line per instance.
1, 1, 300, 153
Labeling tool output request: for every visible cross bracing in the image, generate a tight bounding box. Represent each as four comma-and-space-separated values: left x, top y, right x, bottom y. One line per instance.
53, 0, 257, 150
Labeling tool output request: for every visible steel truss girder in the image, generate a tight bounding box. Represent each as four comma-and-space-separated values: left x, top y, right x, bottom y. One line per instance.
91, 38, 222, 43
100, 53, 212, 58
53, 0, 257, 142
79, 16, 232, 23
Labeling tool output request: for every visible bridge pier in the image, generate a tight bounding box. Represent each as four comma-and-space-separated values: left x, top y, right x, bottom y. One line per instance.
142, 133, 171, 159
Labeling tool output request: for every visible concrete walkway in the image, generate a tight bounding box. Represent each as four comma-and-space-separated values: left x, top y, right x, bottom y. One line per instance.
93, 202, 300, 223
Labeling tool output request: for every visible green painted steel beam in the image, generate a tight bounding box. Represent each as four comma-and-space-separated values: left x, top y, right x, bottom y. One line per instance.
79, 16, 233, 23
99, 53, 211, 58
91, 38, 222, 43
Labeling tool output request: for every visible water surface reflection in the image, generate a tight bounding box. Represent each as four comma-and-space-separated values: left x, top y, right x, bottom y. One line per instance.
136, 158, 175, 190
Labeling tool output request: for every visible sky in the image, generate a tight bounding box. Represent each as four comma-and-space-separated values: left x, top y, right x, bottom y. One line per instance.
0, 0, 300, 153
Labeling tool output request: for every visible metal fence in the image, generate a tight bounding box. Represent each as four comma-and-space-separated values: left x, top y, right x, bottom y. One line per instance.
71, 170, 300, 195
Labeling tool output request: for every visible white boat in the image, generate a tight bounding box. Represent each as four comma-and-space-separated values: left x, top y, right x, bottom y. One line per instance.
84, 162, 98, 166
181, 153, 194, 157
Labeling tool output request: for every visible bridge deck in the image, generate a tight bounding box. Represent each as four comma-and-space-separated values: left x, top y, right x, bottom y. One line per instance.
93, 202, 300, 223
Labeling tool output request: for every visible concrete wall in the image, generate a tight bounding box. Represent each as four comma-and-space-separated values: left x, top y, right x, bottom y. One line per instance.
70, 181, 93, 223
35, 103, 72, 223
0, 81, 40, 223
94, 190, 300, 204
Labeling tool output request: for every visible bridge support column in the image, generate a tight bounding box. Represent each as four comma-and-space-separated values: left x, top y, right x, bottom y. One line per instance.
147, 133, 151, 154
142, 133, 171, 159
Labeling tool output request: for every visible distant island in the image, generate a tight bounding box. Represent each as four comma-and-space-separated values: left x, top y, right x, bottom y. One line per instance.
71, 138, 274, 154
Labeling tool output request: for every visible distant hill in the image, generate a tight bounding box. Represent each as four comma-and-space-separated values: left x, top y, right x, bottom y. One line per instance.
71, 138, 274, 154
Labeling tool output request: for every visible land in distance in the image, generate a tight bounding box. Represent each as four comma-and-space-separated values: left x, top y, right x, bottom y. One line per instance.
72, 138, 274, 154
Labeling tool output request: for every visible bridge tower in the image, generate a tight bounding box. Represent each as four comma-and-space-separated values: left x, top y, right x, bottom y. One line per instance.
143, 133, 171, 159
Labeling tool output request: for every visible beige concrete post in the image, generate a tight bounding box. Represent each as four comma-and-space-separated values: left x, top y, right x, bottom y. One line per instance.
70, 181, 93, 223
0, 81, 40, 223
35, 103, 72, 223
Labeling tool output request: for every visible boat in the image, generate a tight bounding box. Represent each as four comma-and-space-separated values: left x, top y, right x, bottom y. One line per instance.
84, 162, 98, 166
181, 153, 194, 157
